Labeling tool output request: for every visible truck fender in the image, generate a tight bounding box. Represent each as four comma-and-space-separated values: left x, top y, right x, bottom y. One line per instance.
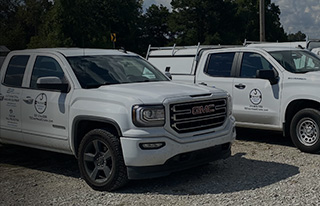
71, 115, 122, 157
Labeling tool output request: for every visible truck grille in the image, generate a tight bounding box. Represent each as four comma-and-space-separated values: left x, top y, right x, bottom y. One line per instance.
170, 98, 227, 133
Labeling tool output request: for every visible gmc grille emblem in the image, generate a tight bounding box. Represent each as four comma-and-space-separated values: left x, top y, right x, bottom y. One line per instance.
192, 104, 215, 115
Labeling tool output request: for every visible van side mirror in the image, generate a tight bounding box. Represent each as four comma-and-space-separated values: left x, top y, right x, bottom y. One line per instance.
256, 69, 279, 85
165, 66, 172, 80
37, 76, 69, 93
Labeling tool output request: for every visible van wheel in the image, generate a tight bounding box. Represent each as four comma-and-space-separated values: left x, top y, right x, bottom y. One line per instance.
290, 108, 320, 153
78, 129, 128, 191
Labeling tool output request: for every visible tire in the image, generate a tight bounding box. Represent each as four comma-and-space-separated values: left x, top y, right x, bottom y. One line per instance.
290, 108, 320, 153
78, 129, 128, 191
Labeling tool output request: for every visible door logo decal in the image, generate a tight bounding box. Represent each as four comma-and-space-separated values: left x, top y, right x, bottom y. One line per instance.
34, 93, 47, 114
249, 89, 262, 105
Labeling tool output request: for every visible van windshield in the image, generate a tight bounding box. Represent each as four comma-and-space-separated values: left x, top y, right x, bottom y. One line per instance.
269, 50, 320, 73
67, 55, 169, 88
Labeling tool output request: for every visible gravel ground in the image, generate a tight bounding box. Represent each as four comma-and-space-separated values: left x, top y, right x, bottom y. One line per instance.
1, 128, 320, 206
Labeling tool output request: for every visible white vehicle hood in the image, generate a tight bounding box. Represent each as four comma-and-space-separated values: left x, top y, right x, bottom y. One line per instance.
287, 71, 320, 80
305, 71, 320, 79
97, 81, 225, 104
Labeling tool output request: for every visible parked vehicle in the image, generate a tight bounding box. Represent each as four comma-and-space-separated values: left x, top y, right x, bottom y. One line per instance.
0, 48, 236, 191
311, 48, 320, 57
244, 39, 320, 57
147, 44, 320, 153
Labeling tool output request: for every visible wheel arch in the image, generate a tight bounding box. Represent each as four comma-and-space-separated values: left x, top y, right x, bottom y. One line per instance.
71, 116, 122, 158
284, 99, 320, 136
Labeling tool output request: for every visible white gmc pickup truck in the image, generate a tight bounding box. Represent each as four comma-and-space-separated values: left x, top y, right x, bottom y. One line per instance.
147, 44, 320, 153
0, 48, 236, 191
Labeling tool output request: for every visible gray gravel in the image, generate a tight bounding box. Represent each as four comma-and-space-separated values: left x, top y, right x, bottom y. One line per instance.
1, 128, 320, 206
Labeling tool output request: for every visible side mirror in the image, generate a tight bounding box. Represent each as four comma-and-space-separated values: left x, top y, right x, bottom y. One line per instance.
37, 76, 69, 93
165, 66, 172, 80
256, 69, 279, 85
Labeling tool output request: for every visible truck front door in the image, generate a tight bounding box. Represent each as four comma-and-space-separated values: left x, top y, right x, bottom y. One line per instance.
233, 52, 281, 128
21, 55, 71, 149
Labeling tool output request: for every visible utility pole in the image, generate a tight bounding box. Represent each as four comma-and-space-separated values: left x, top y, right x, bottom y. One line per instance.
259, 0, 265, 42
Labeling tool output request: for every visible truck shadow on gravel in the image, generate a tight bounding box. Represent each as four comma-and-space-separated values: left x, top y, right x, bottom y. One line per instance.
122, 153, 299, 195
0, 144, 299, 195
236, 128, 295, 147
0, 144, 80, 178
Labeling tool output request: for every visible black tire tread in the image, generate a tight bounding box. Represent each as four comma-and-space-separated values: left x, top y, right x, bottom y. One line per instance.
290, 108, 320, 154
78, 129, 128, 191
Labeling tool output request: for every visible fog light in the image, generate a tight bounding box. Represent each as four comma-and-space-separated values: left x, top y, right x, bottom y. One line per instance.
139, 142, 165, 150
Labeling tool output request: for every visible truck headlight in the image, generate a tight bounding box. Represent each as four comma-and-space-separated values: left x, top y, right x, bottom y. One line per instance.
227, 94, 232, 116
132, 105, 165, 127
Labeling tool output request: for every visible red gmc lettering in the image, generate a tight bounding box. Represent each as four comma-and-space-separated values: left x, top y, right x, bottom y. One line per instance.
192, 104, 215, 115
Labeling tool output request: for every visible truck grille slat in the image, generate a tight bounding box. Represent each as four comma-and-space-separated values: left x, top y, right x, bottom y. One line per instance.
170, 99, 227, 133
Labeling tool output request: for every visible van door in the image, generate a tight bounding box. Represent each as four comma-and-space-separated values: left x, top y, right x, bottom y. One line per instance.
21, 55, 71, 149
0, 55, 29, 143
233, 52, 281, 127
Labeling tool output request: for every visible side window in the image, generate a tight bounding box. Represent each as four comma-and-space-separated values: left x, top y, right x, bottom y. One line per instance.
3, 55, 29, 87
205, 52, 235, 77
240, 52, 273, 78
30, 56, 66, 89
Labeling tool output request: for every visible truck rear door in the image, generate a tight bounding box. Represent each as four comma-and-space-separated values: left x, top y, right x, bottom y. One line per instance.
0, 55, 30, 143
195, 51, 237, 96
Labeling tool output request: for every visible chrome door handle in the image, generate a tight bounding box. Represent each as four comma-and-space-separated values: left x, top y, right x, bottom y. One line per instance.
235, 83, 246, 89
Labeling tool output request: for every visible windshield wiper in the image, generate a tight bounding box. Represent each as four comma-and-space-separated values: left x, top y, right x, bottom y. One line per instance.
85, 82, 114, 89
85, 84, 102, 89
296, 69, 320, 74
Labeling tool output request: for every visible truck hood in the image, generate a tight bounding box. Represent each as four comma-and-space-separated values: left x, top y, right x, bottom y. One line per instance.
305, 71, 320, 78
97, 81, 225, 104
287, 71, 320, 80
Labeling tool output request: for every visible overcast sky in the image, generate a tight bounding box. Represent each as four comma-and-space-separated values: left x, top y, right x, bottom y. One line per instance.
143, 0, 320, 39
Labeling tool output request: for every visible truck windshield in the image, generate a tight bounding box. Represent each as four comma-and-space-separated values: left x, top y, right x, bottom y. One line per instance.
269, 50, 320, 73
67, 55, 169, 88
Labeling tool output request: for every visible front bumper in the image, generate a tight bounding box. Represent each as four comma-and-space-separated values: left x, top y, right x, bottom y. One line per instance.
120, 117, 236, 179
127, 142, 231, 179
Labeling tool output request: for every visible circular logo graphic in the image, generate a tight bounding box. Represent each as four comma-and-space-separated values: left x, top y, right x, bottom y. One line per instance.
249, 89, 262, 105
34, 93, 47, 114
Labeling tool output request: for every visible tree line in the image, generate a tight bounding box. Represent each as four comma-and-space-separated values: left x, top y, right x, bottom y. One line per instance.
0, 0, 306, 55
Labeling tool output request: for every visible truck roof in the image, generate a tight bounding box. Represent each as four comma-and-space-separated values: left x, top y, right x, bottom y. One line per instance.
8, 48, 137, 57
245, 46, 302, 52
245, 41, 306, 49
148, 45, 303, 57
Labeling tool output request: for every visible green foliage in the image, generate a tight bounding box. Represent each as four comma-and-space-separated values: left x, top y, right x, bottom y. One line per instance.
288, 31, 306, 41
234, 0, 287, 42
29, 0, 143, 50
1, 0, 294, 53
264, 1, 287, 41
0, 0, 53, 50
142, 4, 171, 47
169, 0, 238, 45
169, 0, 288, 45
